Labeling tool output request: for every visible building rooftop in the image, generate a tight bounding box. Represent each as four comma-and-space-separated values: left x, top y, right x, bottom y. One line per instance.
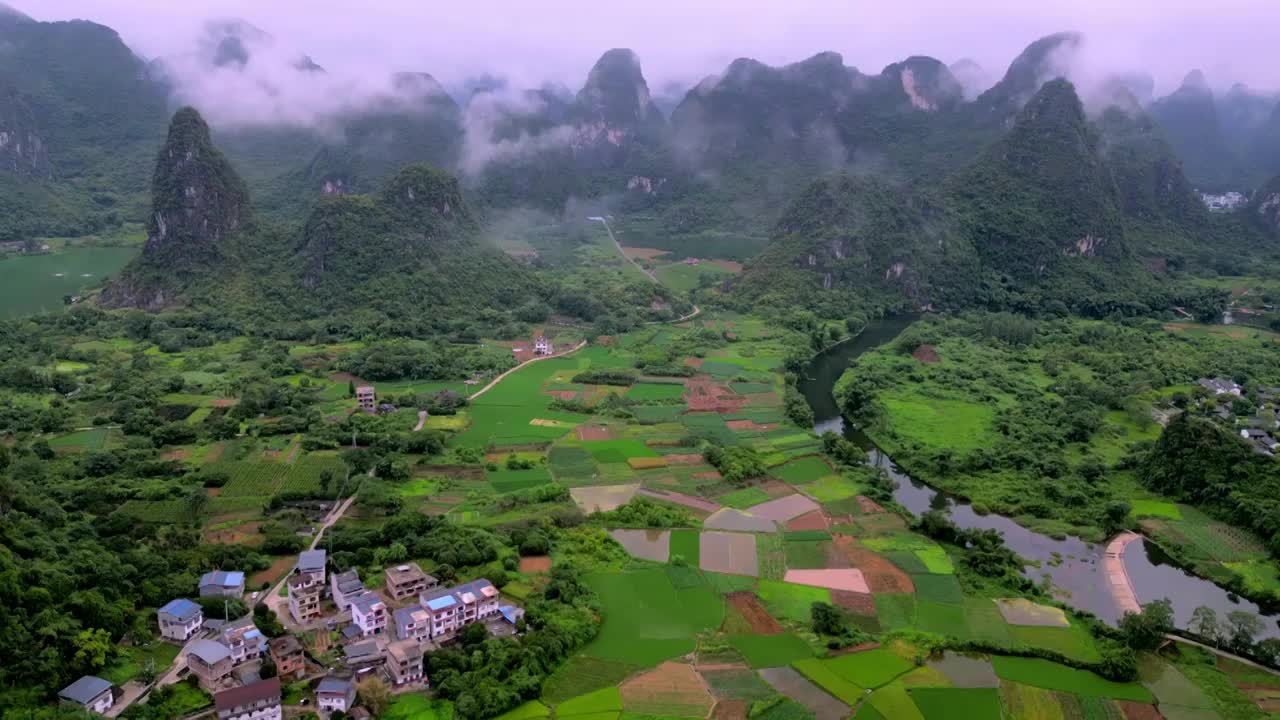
316, 677, 354, 696
424, 594, 458, 612
213, 678, 280, 713
333, 569, 364, 594
351, 591, 386, 613
59, 676, 112, 704
158, 598, 201, 621
387, 640, 424, 662
269, 635, 303, 655
344, 640, 382, 664
356, 386, 375, 395
385, 563, 428, 584
297, 549, 327, 572
200, 570, 245, 588
188, 639, 233, 665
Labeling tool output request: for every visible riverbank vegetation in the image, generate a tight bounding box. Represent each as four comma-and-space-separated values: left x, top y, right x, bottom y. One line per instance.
835, 312, 1280, 604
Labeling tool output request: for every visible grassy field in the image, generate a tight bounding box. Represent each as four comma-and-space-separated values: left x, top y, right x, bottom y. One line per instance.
726, 634, 814, 668
991, 657, 1153, 702
909, 688, 1001, 720
386, 696, 455, 720
0, 245, 138, 318
582, 569, 724, 665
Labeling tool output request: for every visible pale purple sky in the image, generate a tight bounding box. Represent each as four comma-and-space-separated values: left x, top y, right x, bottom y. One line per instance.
13, 0, 1278, 93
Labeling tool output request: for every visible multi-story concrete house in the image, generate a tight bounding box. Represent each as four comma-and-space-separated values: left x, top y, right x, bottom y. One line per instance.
349, 591, 388, 637
267, 635, 306, 680
187, 639, 234, 691
330, 568, 364, 611
157, 598, 204, 641
218, 619, 268, 666
295, 549, 327, 584
287, 574, 322, 625
213, 678, 281, 720
394, 605, 431, 643
419, 579, 500, 639
384, 563, 437, 601
385, 640, 425, 687
356, 386, 376, 413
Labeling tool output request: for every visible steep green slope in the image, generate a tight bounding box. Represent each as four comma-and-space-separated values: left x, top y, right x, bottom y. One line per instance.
100, 108, 253, 309
297, 164, 540, 316
0, 14, 168, 238
952, 79, 1126, 277
1150, 71, 1244, 191
735, 174, 972, 314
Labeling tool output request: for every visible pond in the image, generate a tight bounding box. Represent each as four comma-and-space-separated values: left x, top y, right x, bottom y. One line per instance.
800, 315, 1279, 637
0, 246, 138, 318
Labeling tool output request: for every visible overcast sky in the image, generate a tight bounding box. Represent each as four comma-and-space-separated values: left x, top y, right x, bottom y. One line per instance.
12, 0, 1279, 94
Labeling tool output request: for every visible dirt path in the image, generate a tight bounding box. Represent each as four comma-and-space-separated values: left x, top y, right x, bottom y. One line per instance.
592, 216, 658, 284
264, 495, 357, 623
467, 341, 587, 402
1104, 531, 1143, 616
413, 410, 427, 432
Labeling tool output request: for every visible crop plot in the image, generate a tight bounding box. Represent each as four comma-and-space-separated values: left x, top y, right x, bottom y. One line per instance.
704, 509, 778, 532
728, 634, 813, 669
782, 569, 869, 593
996, 599, 1070, 627
992, 658, 1153, 701
619, 662, 715, 718
758, 667, 852, 720
747, 495, 820, 524
571, 484, 639, 513
582, 568, 724, 666
609, 529, 671, 562
756, 580, 831, 623
488, 466, 554, 493
701, 532, 760, 576
910, 688, 1001, 720
927, 653, 999, 689
725, 592, 785, 634
829, 536, 914, 593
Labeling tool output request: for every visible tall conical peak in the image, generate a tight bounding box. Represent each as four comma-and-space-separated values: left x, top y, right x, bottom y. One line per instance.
1181, 70, 1209, 91
144, 107, 250, 260
576, 48, 660, 130
974, 31, 1081, 121
884, 56, 962, 111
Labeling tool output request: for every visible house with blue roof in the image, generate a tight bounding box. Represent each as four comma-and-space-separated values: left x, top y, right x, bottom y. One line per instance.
199, 570, 246, 598
157, 598, 204, 641
419, 578, 500, 639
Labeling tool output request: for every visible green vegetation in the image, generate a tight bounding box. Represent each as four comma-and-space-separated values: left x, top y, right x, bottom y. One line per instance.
726, 634, 814, 668
991, 657, 1154, 701
582, 569, 724, 665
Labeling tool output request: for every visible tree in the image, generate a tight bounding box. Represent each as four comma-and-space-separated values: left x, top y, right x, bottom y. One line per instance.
811, 602, 847, 636
1190, 606, 1221, 645
1225, 611, 1265, 653
348, 380, 356, 398
357, 676, 392, 717
459, 622, 489, 647
254, 604, 285, 638
72, 628, 113, 673
1254, 638, 1280, 666
1118, 599, 1174, 650
320, 469, 334, 496
259, 657, 277, 679
1097, 641, 1138, 681
184, 488, 209, 524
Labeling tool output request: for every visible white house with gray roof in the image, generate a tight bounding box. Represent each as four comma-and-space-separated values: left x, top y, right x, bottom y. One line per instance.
349, 591, 388, 637
296, 549, 327, 584
330, 568, 364, 611
59, 676, 114, 714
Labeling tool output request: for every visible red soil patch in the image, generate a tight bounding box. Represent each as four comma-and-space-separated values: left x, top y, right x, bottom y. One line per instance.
830, 591, 877, 615
726, 419, 755, 430
744, 392, 781, 407
160, 448, 191, 461
725, 592, 785, 634
620, 662, 716, 718
911, 344, 940, 363
622, 247, 672, 260
203, 442, 227, 464
1117, 702, 1164, 720
787, 511, 830, 531
829, 641, 882, 656
576, 425, 613, 441
692, 471, 723, 480
697, 663, 749, 672
285, 444, 301, 464
250, 556, 294, 588
760, 480, 793, 498
829, 535, 915, 593
856, 496, 886, 514
210, 399, 238, 408
262, 449, 282, 461
328, 372, 365, 384
713, 700, 748, 720
207, 487, 222, 497
683, 357, 704, 368
545, 390, 578, 401
519, 556, 552, 574
666, 453, 704, 465
684, 378, 745, 413
204, 521, 262, 546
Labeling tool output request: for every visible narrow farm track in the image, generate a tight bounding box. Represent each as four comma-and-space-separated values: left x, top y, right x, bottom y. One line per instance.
589, 216, 703, 325
467, 341, 588, 402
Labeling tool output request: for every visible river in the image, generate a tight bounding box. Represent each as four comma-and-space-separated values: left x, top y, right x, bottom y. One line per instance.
799, 316, 1279, 636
